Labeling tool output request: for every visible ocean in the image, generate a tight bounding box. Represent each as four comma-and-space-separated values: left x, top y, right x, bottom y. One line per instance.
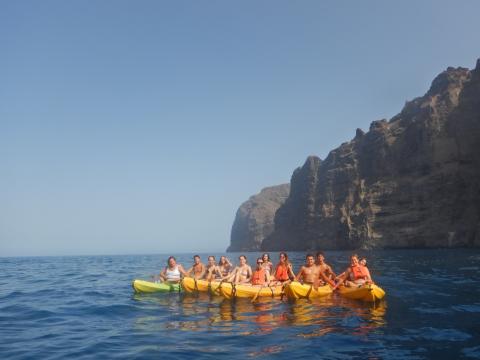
1, 249, 479, 359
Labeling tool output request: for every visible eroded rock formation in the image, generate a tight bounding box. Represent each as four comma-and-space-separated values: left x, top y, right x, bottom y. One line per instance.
227, 184, 290, 252
260, 60, 480, 250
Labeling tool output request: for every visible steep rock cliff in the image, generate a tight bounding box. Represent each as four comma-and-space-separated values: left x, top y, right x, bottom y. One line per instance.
261, 60, 480, 250
227, 184, 290, 252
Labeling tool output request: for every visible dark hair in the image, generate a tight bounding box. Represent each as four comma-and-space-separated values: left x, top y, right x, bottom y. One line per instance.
256, 257, 263, 264
167, 256, 176, 264
316, 251, 324, 257
279, 252, 290, 264
262, 253, 271, 261
306, 254, 314, 259
239, 255, 247, 262
193, 255, 200, 259
218, 257, 227, 266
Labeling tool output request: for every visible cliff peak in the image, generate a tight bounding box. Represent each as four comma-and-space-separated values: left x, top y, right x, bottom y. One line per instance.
427, 66, 469, 96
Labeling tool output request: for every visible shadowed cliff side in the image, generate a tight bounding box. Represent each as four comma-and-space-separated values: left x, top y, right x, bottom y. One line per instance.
227, 184, 290, 252
259, 59, 480, 250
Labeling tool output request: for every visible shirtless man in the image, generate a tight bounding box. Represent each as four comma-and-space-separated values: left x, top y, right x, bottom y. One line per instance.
204, 255, 222, 281
295, 254, 322, 287
227, 255, 252, 284
187, 255, 206, 280
316, 251, 336, 287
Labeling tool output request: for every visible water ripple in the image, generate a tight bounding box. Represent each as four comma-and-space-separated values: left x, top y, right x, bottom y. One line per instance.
0, 250, 479, 359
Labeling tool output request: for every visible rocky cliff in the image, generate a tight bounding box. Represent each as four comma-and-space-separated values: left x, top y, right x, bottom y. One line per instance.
227, 184, 290, 252
258, 60, 480, 250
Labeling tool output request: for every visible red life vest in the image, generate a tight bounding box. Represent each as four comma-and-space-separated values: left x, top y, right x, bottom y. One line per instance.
351, 265, 369, 280
275, 263, 290, 281
252, 268, 266, 285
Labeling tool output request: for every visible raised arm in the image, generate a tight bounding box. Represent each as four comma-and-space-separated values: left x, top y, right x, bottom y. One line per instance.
185, 266, 193, 276
319, 269, 335, 287
287, 263, 295, 279
327, 264, 337, 279
178, 265, 189, 277
332, 268, 349, 290
295, 267, 305, 282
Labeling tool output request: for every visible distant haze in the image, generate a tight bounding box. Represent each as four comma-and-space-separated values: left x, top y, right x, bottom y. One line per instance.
1, 1, 479, 256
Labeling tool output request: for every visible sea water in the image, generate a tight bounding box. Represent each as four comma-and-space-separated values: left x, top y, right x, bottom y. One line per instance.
1, 249, 479, 359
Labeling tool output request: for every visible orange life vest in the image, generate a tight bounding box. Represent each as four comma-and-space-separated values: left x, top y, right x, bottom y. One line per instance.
252, 268, 266, 285
351, 265, 369, 280
275, 263, 290, 281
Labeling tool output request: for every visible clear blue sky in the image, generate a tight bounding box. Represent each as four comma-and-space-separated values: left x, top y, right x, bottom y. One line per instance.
1, 1, 479, 256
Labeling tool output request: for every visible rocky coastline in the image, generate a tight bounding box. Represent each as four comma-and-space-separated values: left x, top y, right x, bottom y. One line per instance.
228, 59, 480, 251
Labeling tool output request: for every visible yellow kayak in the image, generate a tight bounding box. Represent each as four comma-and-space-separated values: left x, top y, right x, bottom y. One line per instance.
218, 282, 284, 299
284, 281, 333, 300
181, 277, 222, 295
337, 283, 386, 302
132, 279, 182, 293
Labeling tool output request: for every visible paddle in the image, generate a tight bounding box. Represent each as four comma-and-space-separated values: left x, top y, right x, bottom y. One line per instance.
251, 284, 266, 303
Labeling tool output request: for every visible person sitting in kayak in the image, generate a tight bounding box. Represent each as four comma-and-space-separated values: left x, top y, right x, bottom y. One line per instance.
261, 253, 274, 280
226, 255, 252, 284
315, 251, 336, 287
204, 255, 223, 281
334, 254, 372, 289
295, 254, 323, 288
271, 252, 295, 285
251, 258, 269, 286
159, 256, 188, 283
187, 255, 206, 280
218, 256, 233, 277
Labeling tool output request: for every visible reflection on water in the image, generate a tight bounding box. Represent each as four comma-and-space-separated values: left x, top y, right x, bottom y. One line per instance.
132, 291, 387, 340
3, 250, 480, 359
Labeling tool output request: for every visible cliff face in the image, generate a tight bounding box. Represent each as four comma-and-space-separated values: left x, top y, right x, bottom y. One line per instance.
227, 184, 290, 252
261, 60, 480, 250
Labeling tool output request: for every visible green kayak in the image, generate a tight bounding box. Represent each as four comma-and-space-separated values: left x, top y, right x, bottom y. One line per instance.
132, 279, 182, 293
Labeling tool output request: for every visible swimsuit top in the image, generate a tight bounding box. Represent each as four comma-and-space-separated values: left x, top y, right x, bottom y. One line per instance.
165, 265, 181, 281
239, 266, 249, 277
219, 265, 230, 276
262, 262, 273, 274
207, 266, 222, 280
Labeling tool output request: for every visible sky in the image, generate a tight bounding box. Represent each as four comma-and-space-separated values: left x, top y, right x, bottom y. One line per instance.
1, 1, 479, 256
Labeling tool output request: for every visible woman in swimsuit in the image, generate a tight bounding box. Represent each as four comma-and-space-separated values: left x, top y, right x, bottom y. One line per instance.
159, 256, 188, 283
204, 255, 223, 281
218, 256, 233, 278
261, 253, 274, 280
226, 255, 252, 284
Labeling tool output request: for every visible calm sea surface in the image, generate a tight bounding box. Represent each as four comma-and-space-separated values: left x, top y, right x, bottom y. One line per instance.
1, 250, 480, 359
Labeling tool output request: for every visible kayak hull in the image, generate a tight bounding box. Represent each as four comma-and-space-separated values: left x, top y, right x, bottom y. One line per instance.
219, 283, 283, 299
284, 281, 333, 300
181, 277, 222, 295
338, 284, 385, 302
132, 279, 182, 293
